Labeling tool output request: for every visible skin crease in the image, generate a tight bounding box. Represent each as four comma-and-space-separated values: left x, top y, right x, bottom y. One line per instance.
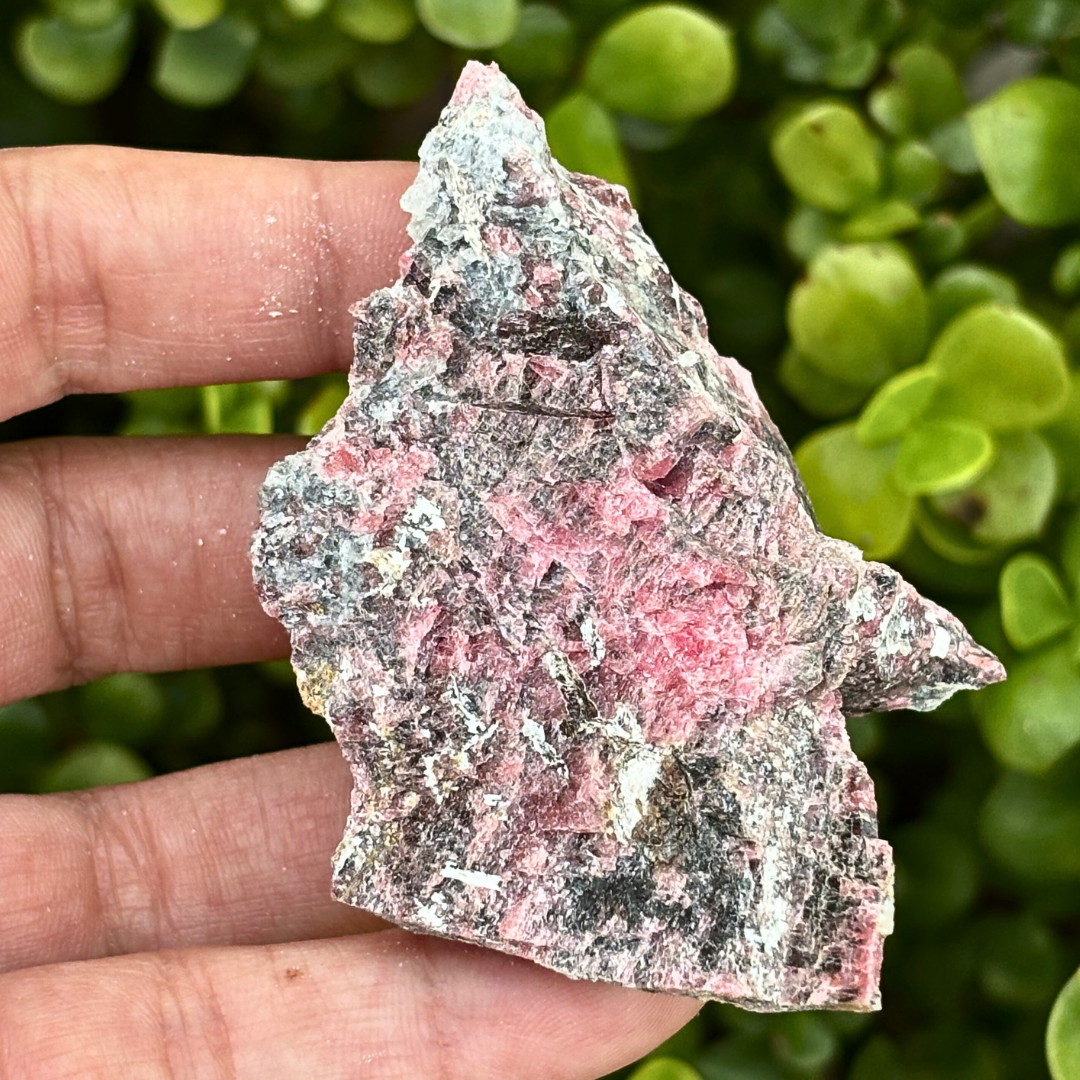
0, 146, 700, 1080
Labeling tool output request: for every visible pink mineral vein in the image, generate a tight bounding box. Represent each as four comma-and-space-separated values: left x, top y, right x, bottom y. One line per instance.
250, 62, 1005, 1012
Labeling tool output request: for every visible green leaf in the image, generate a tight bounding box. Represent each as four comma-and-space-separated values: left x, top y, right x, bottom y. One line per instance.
1045, 371, 1080, 501
856, 366, 940, 447
978, 913, 1063, 1009
493, 3, 574, 82
583, 4, 737, 124
777, 0, 870, 42
927, 114, 980, 174
1000, 553, 1074, 651
869, 82, 913, 138
0, 700, 56, 791
1006, 0, 1080, 44
154, 15, 259, 107
840, 197, 920, 241
893, 820, 979, 926
980, 769, 1080, 879
928, 263, 1020, 337
81, 672, 168, 747
1053, 242, 1080, 299
978, 642, 1080, 774
779, 348, 869, 418
1063, 505, 1080, 592
151, 0, 225, 31
888, 140, 944, 207
893, 419, 994, 495
771, 1013, 839, 1073
915, 211, 966, 266
969, 77, 1080, 227
297, 375, 349, 435
629, 1058, 703, 1080
783, 204, 842, 263
284, 0, 331, 17
823, 38, 879, 90
925, 303, 1069, 432
771, 101, 881, 214
37, 742, 153, 792
1048, 968, 1080, 1080
417, 0, 519, 48
795, 422, 914, 559
788, 242, 928, 389
334, 0, 416, 43
932, 430, 1059, 545
889, 43, 966, 136
545, 92, 634, 192
257, 18, 354, 88
49, 0, 128, 31
351, 31, 441, 108
913, 502, 1003, 566
16, 11, 133, 105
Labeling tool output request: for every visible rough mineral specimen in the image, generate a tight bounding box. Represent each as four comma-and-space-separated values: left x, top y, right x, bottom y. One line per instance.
251, 62, 1004, 1011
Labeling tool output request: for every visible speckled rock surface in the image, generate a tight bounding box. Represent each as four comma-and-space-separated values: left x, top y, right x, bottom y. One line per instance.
251, 62, 1004, 1011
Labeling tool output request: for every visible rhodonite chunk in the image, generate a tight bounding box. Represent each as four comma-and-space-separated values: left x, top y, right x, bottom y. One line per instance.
251, 61, 1003, 1011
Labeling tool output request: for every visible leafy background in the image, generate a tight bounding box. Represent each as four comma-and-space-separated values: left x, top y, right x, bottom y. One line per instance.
3, 0, 1080, 1076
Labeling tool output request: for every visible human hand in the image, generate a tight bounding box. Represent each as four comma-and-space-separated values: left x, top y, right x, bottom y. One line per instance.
0, 146, 699, 1078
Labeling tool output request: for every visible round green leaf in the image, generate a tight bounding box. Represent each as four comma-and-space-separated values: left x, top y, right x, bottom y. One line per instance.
783, 205, 842, 263
257, 19, 354, 89
795, 422, 914, 559
788, 243, 928, 389
351, 31, 441, 108
932, 430, 1059, 545
334, 0, 416, 43
1000, 553, 1074, 651
915, 211, 966, 266
545, 92, 634, 192
980, 770, 1080, 879
82, 672, 167, 747
777, 0, 870, 42
417, 0, 519, 48
893, 419, 994, 495
17, 11, 133, 105
493, 3, 574, 82
778, 348, 869, 418
893, 820, 979, 926
154, 15, 259, 107
771, 1013, 838, 1073
841, 198, 920, 242
888, 140, 944, 207
1063, 504, 1080, 592
1049, 968, 1080, 1080
49, 0, 128, 31
583, 4, 737, 124
152, 0, 224, 31
856, 366, 940, 447
771, 101, 881, 214
913, 502, 1003, 566
978, 642, 1080, 774
37, 742, 153, 793
284, 0, 331, 16
1045, 371, 1080, 502
1053, 242, 1080, 299
869, 82, 913, 138
630, 1058, 702, 1080
978, 914, 1063, 1009
970, 77, 1080, 227
928, 263, 1019, 337
889, 43, 966, 136
925, 303, 1069, 431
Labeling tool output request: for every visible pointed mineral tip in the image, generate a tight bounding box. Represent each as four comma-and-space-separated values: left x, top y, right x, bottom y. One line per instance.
252, 61, 1003, 1015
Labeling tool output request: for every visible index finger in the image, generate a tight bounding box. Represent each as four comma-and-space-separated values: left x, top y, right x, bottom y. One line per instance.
0, 145, 415, 423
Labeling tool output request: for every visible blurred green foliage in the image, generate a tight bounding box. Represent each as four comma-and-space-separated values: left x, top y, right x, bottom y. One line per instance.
4, 0, 1080, 1076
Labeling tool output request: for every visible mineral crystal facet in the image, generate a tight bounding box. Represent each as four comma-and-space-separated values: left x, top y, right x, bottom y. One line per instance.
251, 62, 1004, 1011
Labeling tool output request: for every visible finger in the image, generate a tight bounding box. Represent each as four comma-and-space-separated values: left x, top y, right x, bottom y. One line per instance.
0, 744, 386, 976
0, 930, 700, 1080
0, 146, 415, 423
0, 435, 303, 703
